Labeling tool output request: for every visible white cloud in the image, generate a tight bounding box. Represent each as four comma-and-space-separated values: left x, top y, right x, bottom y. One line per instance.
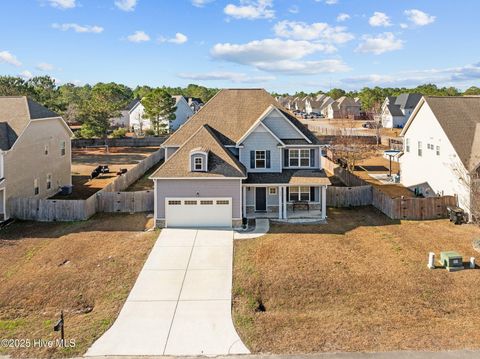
177, 71, 275, 83
36, 63, 55, 71
211, 38, 349, 75
127, 30, 150, 42
336, 13, 350, 22
224, 0, 275, 20
369, 12, 392, 27
316, 0, 338, 5
0, 51, 21, 67
52, 23, 104, 33
159, 33, 188, 44
356, 32, 404, 55
192, 0, 214, 7
19, 70, 33, 80
48, 0, 76, 9
288, 5, 299, 14
115, 0, 138, 12
404, 9, 435, 27
273, 20, 354, 44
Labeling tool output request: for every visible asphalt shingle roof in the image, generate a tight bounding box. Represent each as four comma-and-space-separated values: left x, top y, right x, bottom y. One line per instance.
245, 169, 331, 185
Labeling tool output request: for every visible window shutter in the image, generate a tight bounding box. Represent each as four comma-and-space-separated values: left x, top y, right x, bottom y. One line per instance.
310, 148, 315, 168
266, 150, 271, 168
250, 151, 255, 168
310, 187, 315, 202
286, 187, 289, 201
283, 149, 289, 167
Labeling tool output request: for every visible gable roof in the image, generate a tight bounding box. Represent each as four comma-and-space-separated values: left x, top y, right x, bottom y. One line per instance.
162, 88, 319, 148
0, 96, 61, 151
151, 124, 246, 179
402, 96, 480, 172
386, 104, 404, 117
126, 98, 141, 112
395, 93, 422, 110
337, 96, 360, 108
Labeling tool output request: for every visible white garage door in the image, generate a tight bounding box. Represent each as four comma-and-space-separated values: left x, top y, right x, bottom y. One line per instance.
165, 197, 232, 228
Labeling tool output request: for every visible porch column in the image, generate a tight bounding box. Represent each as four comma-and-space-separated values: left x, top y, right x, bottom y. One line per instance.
321, 185, 327, 220
283, 186, 288, 219
242, 186, 247, 218
278, 186, 283, 219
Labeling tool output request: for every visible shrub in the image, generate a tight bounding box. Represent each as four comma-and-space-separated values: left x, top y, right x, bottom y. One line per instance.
111, 128, 128, 138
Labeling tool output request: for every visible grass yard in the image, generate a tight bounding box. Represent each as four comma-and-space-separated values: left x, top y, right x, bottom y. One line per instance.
0, 213, 158, 358
52, 146, 159, 200
233, 206, 480, 354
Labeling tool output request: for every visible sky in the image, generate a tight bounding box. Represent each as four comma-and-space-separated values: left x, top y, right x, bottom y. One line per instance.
0, 0, 479, 93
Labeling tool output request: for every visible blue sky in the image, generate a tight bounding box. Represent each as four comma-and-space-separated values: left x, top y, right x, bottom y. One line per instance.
0, 0, 479, 93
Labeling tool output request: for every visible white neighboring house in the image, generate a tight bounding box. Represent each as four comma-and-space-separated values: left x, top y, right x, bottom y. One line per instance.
112, 96, 194, 133
400, 96, 480, 219
381, 93, 422, 128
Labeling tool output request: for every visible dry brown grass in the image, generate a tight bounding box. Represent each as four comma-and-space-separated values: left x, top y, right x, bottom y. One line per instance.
0, 213, 158, 358
233, 207, 480, 353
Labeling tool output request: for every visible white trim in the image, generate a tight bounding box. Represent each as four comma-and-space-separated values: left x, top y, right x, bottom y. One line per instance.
268, 187, 277, 195
400, 97, 426, 136
287, 148, 311, 168
254, 150, 266, 169
153, 179, 158, 227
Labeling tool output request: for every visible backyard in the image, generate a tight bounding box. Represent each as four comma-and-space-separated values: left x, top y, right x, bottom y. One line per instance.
0, 213, 158, 358
233, 206, 480, 353
52, 146, 160, 200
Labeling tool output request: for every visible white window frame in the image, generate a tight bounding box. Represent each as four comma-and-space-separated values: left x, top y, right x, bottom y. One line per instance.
288, 186, 310, 202
436, 145, 440, 156
193, 156, 203, 171
60, 141, 66, 156
34, 179, 39, 196
418, 141, 423, 157
405, 138, 410, 153
268, 187, 277, 195
46, 174, 52, 190
289, 149, 310, 167
255, 150, 266, 169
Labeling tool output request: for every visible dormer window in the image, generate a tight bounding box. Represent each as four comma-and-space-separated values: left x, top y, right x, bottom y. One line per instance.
190, 148, 208, 172
194, 157, 203, 171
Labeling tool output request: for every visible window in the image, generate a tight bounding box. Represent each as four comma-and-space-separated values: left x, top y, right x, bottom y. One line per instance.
436, 145, 440, 156
418, 141, 423, 157
255, 151, 266, 168
60, 141, 66, 156
216, 200, 230, 205
168, 200, 181, 205
193, 156, 203, 171
46, 174, 52, 190
44, 145, 49, 156
34, 179, 39, 195
405, 138, 410, 153
184, 200, 197, 205
288, 186, 310, 202
200, 200, 214, 205
269, 187, 277, 195
289, 149, 310, 167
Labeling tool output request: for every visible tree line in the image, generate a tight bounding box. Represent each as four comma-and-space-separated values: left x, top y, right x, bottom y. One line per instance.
274, 84, 480, 112
0, 75, 218, 138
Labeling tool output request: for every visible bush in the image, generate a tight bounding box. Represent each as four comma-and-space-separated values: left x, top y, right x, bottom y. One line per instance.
111, 128, 128, 138
144, 129, 156, 136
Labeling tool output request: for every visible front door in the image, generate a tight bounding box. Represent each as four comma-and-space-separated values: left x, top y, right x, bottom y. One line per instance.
255, 187, 267, 212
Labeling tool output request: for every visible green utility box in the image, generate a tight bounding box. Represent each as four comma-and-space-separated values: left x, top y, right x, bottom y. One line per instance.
440, 251, 464, 271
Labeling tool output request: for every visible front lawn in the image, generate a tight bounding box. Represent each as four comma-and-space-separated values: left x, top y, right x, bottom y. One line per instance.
233, 207, 480, 353
0, 213, 158, 358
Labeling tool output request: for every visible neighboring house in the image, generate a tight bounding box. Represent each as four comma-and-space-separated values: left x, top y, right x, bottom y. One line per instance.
400, 96, 480, 219
150, 89, 331, 228
0, 97, 72, 221
381, 93, 422, 128
187, 97, 203, 113
319, 96, 334, 117
326, 97, 361, 119
112, 96, 194, 133
305, 95, 326, 114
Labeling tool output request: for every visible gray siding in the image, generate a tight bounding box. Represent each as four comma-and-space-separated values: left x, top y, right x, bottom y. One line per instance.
245, 186, 279, 206
239, 128, 281, 173
155, 179, 242, 219
263, 112, 304, 139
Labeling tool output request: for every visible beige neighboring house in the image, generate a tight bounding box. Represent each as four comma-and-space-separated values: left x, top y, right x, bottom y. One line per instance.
326, 96, 361, 119
0, 97, 72, 221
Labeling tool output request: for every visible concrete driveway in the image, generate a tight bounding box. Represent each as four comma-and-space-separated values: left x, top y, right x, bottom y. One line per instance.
86, 228, 249, 356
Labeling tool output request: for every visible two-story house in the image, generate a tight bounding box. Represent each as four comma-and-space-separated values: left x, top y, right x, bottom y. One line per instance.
381, 93, 422, 128
0, 97, 72, 221
150, 89, 331, 228
400, 96, 480, 219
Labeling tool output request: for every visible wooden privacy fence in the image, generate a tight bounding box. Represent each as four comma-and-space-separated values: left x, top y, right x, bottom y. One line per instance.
97, 190, 154, 213
72, 137, 167, 148
327, 185, 373, 207
321, 156, 458, 220
8, 149, 163, 221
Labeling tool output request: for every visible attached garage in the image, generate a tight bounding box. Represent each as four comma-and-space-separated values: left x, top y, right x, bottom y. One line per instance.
165, 197, 233, 228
